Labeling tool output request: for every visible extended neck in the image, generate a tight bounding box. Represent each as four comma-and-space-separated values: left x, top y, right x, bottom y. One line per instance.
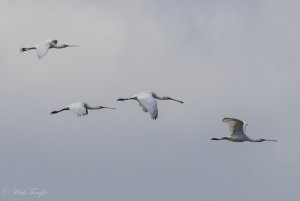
86, 105, 115, 110
52, 44, 67, 49
249, 138, 277, 142
52, 44, 78, 49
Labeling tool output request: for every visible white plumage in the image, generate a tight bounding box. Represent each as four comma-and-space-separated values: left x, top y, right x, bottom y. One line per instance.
35, 40, 53, 59
117, 91, 183, 120
136, 92, 159, 119
20, 39, 78, 59
211, 117, 277, 142
68, 102, 89, 117
50, 102, 115, 117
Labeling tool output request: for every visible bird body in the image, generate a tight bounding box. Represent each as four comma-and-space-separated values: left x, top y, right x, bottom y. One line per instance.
50, 102, 115, 117
20, 39, 78, 59
135, 92, 159, 119
68, 102, 89, 117
211, 117, 277, 143
117, 91, 183, 120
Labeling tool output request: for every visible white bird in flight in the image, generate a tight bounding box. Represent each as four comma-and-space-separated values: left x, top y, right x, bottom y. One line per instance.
211, 117, 277, 142
20, 39, 78, 59
117, 91, 183, 120
50, 102, 115, 117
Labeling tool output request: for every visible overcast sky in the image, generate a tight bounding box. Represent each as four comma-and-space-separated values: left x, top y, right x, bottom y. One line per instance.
1, 0, 300, 201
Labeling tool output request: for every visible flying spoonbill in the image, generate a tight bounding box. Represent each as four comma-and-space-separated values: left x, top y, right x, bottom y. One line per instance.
117, 91, 183, 120
20, 39, 78, 59
50, 102, 115, 117
211, 117, 277, 142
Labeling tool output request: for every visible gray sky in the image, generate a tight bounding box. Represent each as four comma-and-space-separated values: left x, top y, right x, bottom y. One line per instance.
1, 0, 300, 201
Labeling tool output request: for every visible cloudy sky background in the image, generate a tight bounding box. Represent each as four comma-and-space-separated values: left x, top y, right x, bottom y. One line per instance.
1, 0, 300, 200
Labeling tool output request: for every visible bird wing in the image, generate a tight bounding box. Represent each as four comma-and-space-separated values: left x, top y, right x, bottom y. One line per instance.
35, 41, 51, 59
137, 93, 158, 119
223, 118, 247, 136
69, 103, 88, 117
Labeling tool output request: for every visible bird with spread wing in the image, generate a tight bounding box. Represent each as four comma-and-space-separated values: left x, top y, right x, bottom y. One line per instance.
20, 39, 78, 59
117, 91, 183, 120
211, 117, 277, 142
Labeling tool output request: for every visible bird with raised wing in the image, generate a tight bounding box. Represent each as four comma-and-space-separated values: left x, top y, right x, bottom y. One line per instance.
20, 39, 78, 59
211, 117, 277, 142
50, 102, 115, 117
117, 91, 183, 120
